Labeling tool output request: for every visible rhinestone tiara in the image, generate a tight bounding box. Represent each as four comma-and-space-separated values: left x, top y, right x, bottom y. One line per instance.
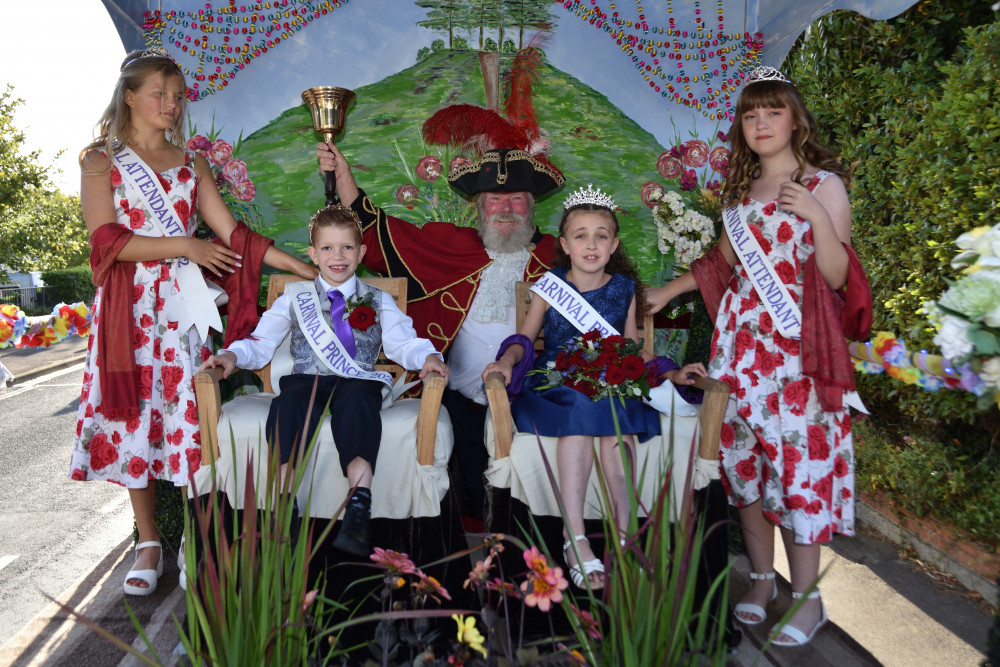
745, 65, 793, 86
122, 46, 174, 70
563, 183, 616, 210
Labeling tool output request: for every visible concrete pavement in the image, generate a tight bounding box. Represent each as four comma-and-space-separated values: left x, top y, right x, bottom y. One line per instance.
0, 340, 994, 665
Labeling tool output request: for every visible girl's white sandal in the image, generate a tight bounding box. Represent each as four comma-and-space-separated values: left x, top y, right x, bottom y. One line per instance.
771, 589, 828, 647
123, 541, 163, 596
733, 570, 777, 625
563, 535, 604, 589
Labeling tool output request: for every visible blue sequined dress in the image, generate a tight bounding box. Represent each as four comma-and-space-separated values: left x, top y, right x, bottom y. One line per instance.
511, 266, 661, 442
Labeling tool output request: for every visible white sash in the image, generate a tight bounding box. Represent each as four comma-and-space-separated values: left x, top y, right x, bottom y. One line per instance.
530, 271, 696, 416
722, 205, 802, 340
286, 282, 393, 389
112, 149, 222, 340
530, 271, 618, 337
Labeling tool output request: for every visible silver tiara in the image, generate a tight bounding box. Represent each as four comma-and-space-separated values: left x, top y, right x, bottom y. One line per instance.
745, 66, 792, 86
123, 46, 174, 69
563, 183, 615, 210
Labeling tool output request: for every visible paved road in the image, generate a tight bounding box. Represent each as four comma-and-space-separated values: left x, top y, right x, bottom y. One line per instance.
0, 364, 134, 646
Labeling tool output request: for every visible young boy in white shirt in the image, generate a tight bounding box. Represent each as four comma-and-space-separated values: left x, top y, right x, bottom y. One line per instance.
200, 205, 448, 556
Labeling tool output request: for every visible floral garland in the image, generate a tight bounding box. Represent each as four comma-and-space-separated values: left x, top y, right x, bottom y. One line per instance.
0, 303, 92, 349
850, 332, 999, 409
142, 1, 350, 101
558, 0, 763, 119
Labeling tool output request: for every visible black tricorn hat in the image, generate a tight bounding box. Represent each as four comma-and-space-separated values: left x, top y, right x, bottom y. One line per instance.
447, 148, 565, 197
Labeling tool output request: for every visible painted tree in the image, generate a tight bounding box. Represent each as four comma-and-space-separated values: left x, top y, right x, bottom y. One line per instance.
468, 0, 502, 50
415, 0, 470, 49
501, 0, 554, 49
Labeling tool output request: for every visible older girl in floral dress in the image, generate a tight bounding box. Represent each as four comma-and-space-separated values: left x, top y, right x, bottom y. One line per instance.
70, 48, 314, 596
648, 66, 870, 647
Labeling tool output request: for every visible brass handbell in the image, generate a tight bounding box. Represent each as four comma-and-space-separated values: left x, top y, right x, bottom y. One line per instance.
302, 86, 356, 204
301, 86, 356, 143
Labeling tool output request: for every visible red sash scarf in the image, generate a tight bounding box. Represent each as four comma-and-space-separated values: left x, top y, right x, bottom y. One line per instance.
89, 224, 140, 422
88, 221, 274, 421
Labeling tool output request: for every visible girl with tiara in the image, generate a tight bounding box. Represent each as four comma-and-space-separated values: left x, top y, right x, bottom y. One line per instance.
648, 66, 871, 646
483, 185, 705, 590
70, 48, 316, 596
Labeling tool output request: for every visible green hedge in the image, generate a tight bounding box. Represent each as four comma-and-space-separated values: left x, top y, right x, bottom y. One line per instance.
787, 3, 997, 424
42, 265, 95, 306
785, 4, 1000, 539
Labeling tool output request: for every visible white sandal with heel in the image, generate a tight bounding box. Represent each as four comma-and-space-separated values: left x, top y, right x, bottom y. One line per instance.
771, 589, 828, 647
733, 570, 777, 625
563, 535, 604, 589
123, 541, 163, 596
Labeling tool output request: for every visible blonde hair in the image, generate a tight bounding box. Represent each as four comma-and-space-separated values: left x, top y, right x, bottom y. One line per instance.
80, 50, 187, 170
721, 80, 847, 209
308, 205, 364, 246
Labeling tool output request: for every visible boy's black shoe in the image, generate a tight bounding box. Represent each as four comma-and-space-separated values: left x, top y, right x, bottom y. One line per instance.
332, 489, 372, 557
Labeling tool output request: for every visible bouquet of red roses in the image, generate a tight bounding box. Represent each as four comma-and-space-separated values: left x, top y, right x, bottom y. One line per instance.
531, 329, 661, 402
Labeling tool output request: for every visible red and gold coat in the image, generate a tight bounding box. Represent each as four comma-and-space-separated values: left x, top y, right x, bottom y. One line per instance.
349, 189, 556, 354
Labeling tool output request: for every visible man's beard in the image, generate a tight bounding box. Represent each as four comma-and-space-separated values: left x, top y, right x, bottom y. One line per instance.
478, 212, 535, 253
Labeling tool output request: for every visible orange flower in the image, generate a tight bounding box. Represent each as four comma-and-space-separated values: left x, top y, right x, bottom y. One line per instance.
412, 571, 452, 603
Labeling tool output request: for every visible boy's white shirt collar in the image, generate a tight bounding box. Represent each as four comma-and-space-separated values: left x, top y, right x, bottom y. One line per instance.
318, 274, 357, 298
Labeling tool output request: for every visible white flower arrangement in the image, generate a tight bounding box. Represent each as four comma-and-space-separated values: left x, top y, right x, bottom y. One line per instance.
924, 223, 1000, 393
650, 190, 716, 268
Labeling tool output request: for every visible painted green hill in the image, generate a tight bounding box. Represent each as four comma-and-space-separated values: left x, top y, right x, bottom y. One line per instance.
237, 49, 669, 280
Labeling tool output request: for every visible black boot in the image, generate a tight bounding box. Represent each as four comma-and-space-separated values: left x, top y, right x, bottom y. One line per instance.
332, 488, 372, 557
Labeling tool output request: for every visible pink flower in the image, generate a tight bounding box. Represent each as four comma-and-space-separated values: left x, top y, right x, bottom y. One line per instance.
222, 158, 249, 184
416, 155, 442, 182
484, 577, 520, 598
208, 139, 233, 166
395, 184, 419, 209
656, 151, 683, 179
522, 546, 551, 579
639, 181, 665, 208
232, 179, 256, 202
186, 134, 211, 156
680, 169, 698, 191
411, 570, 452, 602
709, 146, 730, 173
520, 565, 569, 612
464, 556, 493, 590
683, 139, 709, 167
370, 547, 416, 574
448, 155, 472, 175
302, 589, 318, 612
570, 604, 602, 640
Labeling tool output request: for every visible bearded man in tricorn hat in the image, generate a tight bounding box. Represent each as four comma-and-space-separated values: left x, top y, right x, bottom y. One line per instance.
316, 103, 563, 526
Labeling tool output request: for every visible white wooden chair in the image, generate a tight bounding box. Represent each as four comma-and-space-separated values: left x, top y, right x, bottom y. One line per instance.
191, 275, 452, 521
483, 281, 729, 522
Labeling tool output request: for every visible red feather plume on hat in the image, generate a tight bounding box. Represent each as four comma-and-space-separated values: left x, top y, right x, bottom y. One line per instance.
422, 34, 559, 177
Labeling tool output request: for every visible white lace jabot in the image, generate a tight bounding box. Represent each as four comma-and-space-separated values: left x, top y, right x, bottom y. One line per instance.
469, 248, 530, 324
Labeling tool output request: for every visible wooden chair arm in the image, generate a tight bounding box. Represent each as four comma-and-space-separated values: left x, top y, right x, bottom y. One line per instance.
692, 375, 730, 461
193, 367, 225, 466
415, 370, 446, 467
484, 372, 513, 460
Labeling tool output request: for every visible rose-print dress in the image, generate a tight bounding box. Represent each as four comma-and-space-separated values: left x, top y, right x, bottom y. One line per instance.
710, 170, 854, 545
68, 149, 209, 488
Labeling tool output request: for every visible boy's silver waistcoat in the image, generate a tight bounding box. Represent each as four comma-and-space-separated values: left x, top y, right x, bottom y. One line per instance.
288, 278, 384, 376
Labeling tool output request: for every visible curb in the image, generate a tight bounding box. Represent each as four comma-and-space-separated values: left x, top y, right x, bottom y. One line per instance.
7, 353, 87, 386
857, 494, 999, 606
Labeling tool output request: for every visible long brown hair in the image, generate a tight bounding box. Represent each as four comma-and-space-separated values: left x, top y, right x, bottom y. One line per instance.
721, 80, 847, 209
555, 204, 648, 323
80, 51, 187, 170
